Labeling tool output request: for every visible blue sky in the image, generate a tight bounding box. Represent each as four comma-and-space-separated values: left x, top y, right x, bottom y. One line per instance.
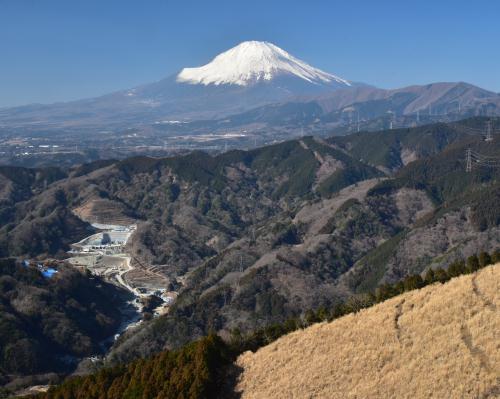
1, 0, 499, 107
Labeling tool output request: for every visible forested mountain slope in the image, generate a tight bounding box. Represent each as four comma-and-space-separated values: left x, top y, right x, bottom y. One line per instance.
0, 118, 498, 369
0, 259, 128, 391
105, 118, 500, 362
329, 117, 500, 171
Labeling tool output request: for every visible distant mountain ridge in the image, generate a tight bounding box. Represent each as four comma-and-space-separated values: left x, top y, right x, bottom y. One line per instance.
140, 82, 500, 145
0, 41, 354, 128
0, 42, 499, 136
312, 81, 499, 115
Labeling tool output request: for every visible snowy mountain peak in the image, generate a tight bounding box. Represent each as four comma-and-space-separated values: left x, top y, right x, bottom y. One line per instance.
176, 41, 351, 87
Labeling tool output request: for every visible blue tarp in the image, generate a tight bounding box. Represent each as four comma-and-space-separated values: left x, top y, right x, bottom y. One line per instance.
42, 268, 58, 278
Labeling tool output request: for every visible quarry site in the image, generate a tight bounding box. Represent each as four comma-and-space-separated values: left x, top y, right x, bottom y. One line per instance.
67, 218, 175, 337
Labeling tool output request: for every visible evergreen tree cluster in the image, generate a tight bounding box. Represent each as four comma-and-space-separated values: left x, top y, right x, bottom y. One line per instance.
30, 335, 231, 399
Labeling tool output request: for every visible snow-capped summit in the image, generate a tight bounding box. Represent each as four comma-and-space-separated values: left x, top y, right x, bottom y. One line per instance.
177, 41, 351, 87
1, 41, 365, 127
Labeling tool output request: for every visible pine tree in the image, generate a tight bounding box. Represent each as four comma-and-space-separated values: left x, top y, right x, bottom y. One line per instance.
434, 268, 449, 283
447, 260, 466, 277
403, 274, 424, 291
466, 255, 480, 273
424, 268, 435, 284
491, 249, 500, 263
478, 251, 492, 267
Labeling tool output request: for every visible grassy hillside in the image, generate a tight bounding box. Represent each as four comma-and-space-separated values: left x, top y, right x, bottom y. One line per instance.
236, 264, 500, 399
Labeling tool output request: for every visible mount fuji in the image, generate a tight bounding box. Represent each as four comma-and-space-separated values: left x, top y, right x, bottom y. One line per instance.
1, 41, 499, 135
176, 41, 350, 87
0, 41, 354, 128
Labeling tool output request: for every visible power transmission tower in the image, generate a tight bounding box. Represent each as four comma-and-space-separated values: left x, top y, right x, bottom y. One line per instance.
235, 255, 244, 292
485, 120, 493, 142
465, 148, 472, 173
357, 111, 360, 132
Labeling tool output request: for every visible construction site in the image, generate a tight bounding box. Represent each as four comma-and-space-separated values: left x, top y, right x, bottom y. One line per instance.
67, 222, 174, 338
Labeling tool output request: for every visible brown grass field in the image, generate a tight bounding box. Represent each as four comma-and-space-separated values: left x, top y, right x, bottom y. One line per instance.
236, 264, 500, 398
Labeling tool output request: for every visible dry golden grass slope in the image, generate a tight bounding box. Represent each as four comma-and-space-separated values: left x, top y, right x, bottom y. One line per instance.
236, 264, 500, 399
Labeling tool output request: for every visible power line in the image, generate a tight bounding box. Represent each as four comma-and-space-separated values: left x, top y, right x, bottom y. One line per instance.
450, 121, 500, 132
452, 126, 496, 134
469, 154, 500, 164
472, 159, 500, 168
469, 150, 500, 160
466, 148, 500, 172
